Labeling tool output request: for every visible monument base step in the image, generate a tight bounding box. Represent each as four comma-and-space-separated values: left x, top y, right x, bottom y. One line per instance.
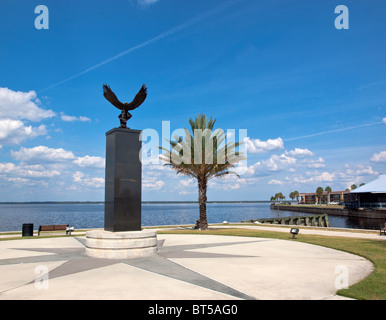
85, 229, 157, 259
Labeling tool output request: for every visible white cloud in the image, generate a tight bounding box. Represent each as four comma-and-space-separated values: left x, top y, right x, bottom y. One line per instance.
137, 0, 159, 6
234, 153, 296, 177
0, 88, 55, 147
174, 179, 196, 195
244, 137, 284, 154
178, 190, 196, 195
60, 113, 91, 122
209, 179, 241, 191
0, 162, 16, 173
2, 143, 105, 194
290, 163, 378, 188
0, 161, 60, 179
7, 177, 29, 183
262, 154, 296, 171
383, 118, 386, 124
0, 119, 47, 147
73, 171, 104, 188
371, 151, 386, 163
11, 146, 106, 169
294, 171, 335, 184
285, 148, 314, 157
298, 157, 325, 168
234, 161, 261, 176
25, 168, 61, 178
11, 145, 75, 163
268, 179, 285, 185
344, 164, 379, 176
0, 87, 56, 122
73, 171, 84, 183
6, 146, 106, 191
143, 180, 165, 190
12, 146, 105, 170
179, 179, 195, 187
235, 145, 326, 186
336, 165, 378, 190
315, 171, 335, 182
142, 162, 176, 187
207, 174, 257, 191
73, 156, 105, 168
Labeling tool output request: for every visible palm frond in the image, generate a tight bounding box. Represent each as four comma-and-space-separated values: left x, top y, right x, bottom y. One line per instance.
159, 114, 244, 182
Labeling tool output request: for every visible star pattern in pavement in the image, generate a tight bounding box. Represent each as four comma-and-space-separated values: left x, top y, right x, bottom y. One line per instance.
0, 237, 270, 299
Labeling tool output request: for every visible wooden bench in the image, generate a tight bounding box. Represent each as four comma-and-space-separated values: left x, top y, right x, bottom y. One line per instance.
380, 223, 386, 236
38, 224, 73, 236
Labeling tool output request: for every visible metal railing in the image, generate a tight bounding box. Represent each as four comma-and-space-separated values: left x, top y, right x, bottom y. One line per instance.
345, 202, 386, 209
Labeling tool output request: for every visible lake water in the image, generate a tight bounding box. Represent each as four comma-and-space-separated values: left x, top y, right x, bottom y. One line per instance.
0, 202, 384, 232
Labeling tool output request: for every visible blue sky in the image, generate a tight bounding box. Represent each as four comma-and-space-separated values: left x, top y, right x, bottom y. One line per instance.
0, 0, 385, 201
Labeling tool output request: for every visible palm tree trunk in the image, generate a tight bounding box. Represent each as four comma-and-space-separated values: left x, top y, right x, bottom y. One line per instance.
198, 177, 208, 230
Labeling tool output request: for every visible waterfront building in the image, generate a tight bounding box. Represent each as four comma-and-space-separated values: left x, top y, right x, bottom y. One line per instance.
345, 174, 386, 209
298, 190, 348, 205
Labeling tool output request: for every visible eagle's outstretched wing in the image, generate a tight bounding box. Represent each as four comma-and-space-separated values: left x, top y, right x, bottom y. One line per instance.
103, 84, 125, 110
125, 84, 147, 110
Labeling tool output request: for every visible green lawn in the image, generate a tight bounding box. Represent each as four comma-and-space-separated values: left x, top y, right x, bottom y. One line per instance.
158, 227, 386, 300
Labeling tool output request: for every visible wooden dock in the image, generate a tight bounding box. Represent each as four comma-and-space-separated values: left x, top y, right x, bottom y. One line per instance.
242, 213, 330, 227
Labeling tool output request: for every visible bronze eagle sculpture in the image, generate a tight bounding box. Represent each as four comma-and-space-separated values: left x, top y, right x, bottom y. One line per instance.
103, 84, 147, 128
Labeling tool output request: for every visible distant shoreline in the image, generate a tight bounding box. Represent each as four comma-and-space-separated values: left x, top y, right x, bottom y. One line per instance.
0, 200, 272, 205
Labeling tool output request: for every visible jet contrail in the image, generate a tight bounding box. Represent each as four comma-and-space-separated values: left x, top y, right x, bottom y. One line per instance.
284, 121, 383, 142
39, 0, 245, 92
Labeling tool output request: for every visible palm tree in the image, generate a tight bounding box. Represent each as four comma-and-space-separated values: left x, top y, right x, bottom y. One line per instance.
325, 186, 332, 205
160, 114, 244, 230
275, 192, 285, 203
293, 190, 299, 204
289, 190, 299, 203
316, 187, 324, 204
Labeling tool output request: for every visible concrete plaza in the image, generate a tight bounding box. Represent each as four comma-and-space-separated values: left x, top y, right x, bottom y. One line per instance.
0, 226, 376, 300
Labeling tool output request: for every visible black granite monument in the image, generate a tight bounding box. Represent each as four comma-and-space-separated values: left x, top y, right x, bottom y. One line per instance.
103, 84, 147, 232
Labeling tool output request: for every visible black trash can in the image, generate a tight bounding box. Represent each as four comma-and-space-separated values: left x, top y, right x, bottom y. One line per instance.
22, 223, 34, 237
